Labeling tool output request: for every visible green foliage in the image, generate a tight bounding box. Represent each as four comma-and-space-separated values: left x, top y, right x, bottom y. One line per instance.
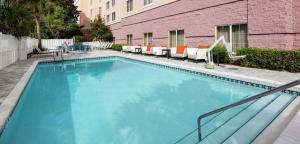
111, 44, 124, 51
74, 35, 83, 43
42, 2, 82, 39
237, 48, 300, 72
88, 16, 113, 42
0, 0, 81, 39
212, 45, 231, 64
0, 2, 35, 37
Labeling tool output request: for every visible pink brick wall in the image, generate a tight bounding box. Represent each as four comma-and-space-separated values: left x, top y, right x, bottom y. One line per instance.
111, 0, 299, 49
293, 0, 300, 48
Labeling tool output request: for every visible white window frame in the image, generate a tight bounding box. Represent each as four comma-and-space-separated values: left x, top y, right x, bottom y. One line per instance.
144, 0, 153, 6
215, 23, 248, 51
127, 34, 133, 45
112, 12, 116, 21
112, 0, 115, 7
127, 0, 133, 12
106, 1, 110, 10
169, 29, 185, 47
144, 32, 153, 46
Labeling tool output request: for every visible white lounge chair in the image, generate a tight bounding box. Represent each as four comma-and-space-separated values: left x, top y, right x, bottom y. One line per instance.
187, 45, 209, 61
130, 46, 140, 53
122, 46, 131, 52
170, 46, 188, 58
142, 45, 153, 55
152, 46, 168, 56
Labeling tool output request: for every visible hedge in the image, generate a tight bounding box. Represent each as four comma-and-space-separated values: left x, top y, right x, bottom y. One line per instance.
111, 44, 124, 51
212, 45, 231, 64
237, 48, 300, 72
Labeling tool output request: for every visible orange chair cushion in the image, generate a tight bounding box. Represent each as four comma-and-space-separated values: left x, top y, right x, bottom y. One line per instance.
146, 44, 153, 51
198, 45, 209, 49
176, 45, 187, 54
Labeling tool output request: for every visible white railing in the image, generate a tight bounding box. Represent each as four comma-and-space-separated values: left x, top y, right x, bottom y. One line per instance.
82, 41, 113, 50
207, 36, 232, 65
0, 32, 38, 70
42, 39, 73, 50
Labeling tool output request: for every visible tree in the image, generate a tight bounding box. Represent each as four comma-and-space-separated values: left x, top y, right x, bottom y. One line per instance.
41, 1, 82, 39
1, 0, 82, 42
17, 0, 46, 49
88, 16, 113, 42
0, 1, 35, 37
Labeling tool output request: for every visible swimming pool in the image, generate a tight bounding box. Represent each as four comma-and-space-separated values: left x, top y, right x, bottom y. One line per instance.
0, 57, 297, 144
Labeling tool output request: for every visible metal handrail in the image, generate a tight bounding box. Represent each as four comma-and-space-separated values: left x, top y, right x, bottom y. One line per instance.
197, 80, 300, 142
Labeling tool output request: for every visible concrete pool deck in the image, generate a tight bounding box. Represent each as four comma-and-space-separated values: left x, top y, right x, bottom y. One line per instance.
0, 50, 299, 143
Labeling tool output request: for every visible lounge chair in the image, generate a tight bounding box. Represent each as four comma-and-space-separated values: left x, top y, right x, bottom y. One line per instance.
130, 46, 140, 53
142, 44, 153, 55
35, 46, 59, 56
153, 46, 168, 56
170, 45, 188, 58
187, 45, 209, 61
122, 45, 131, 52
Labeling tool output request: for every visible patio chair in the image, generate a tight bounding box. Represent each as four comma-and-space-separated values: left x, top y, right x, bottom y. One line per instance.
152, 46, 168, 56
170, 45, 188, 58
122, 45, 131, 52
35, 46, 59, 56
142, 44, 153, 55
187, 45, 209, 61
130, 46, 141, 53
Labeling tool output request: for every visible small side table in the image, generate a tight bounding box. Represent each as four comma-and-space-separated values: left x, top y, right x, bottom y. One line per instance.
135, 47, 142, 54
162, 49, 171, 59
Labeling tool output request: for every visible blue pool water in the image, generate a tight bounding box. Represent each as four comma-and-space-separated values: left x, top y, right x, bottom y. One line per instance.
0, 57, 295, 144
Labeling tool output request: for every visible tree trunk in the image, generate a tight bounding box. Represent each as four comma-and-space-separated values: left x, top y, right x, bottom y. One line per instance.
35, 15, 42, 49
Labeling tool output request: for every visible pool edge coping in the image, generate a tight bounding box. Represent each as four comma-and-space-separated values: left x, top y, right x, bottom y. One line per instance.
0, 61, 39, 134
0, 54, 299, 142
253, 96, 300, 144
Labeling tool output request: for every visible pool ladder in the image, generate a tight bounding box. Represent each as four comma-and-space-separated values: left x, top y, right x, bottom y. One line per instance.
53, 50, 64, 62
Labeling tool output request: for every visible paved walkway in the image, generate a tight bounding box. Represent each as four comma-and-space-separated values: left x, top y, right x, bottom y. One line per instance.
0, 50, 299, 144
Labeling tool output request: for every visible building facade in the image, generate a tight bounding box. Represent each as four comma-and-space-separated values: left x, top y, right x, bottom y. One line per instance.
75, 0, 102, 38
101, 0, 299, 50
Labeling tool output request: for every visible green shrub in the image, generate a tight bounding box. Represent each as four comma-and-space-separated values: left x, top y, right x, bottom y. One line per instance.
74, 36, 83, 43
111, 44, 124, 51
212, 45, 231, 64
237, 48, 300, 72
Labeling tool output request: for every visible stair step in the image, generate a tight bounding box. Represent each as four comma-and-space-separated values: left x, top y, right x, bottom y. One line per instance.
200, 99, 256, 138
174, 97, 255, 144
222, 94, 295, 144
199, 94, 279, 144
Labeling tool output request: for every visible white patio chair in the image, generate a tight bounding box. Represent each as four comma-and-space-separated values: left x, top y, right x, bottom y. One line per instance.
170, 46, 188, 58
152, 47, 168, 56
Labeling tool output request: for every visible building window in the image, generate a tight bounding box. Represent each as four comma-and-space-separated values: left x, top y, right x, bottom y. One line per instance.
169, 30, 184, 47
217, 26, 230, 42
106, 1, 110, 10
144, 0, 153, 6
112, 12, 116, 21
127, 0, 133, 12
112, 0, 115, 7
144, 33, 153, 46
217, 24, 248, 51
106, 14, 110, 23
90, 9, 93, 17
127, 34, 133, 45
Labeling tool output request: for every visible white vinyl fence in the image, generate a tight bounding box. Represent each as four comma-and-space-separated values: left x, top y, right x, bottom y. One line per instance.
42, 39, 73, 50
0, 32, 38, 70
82, 41, 113, 50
